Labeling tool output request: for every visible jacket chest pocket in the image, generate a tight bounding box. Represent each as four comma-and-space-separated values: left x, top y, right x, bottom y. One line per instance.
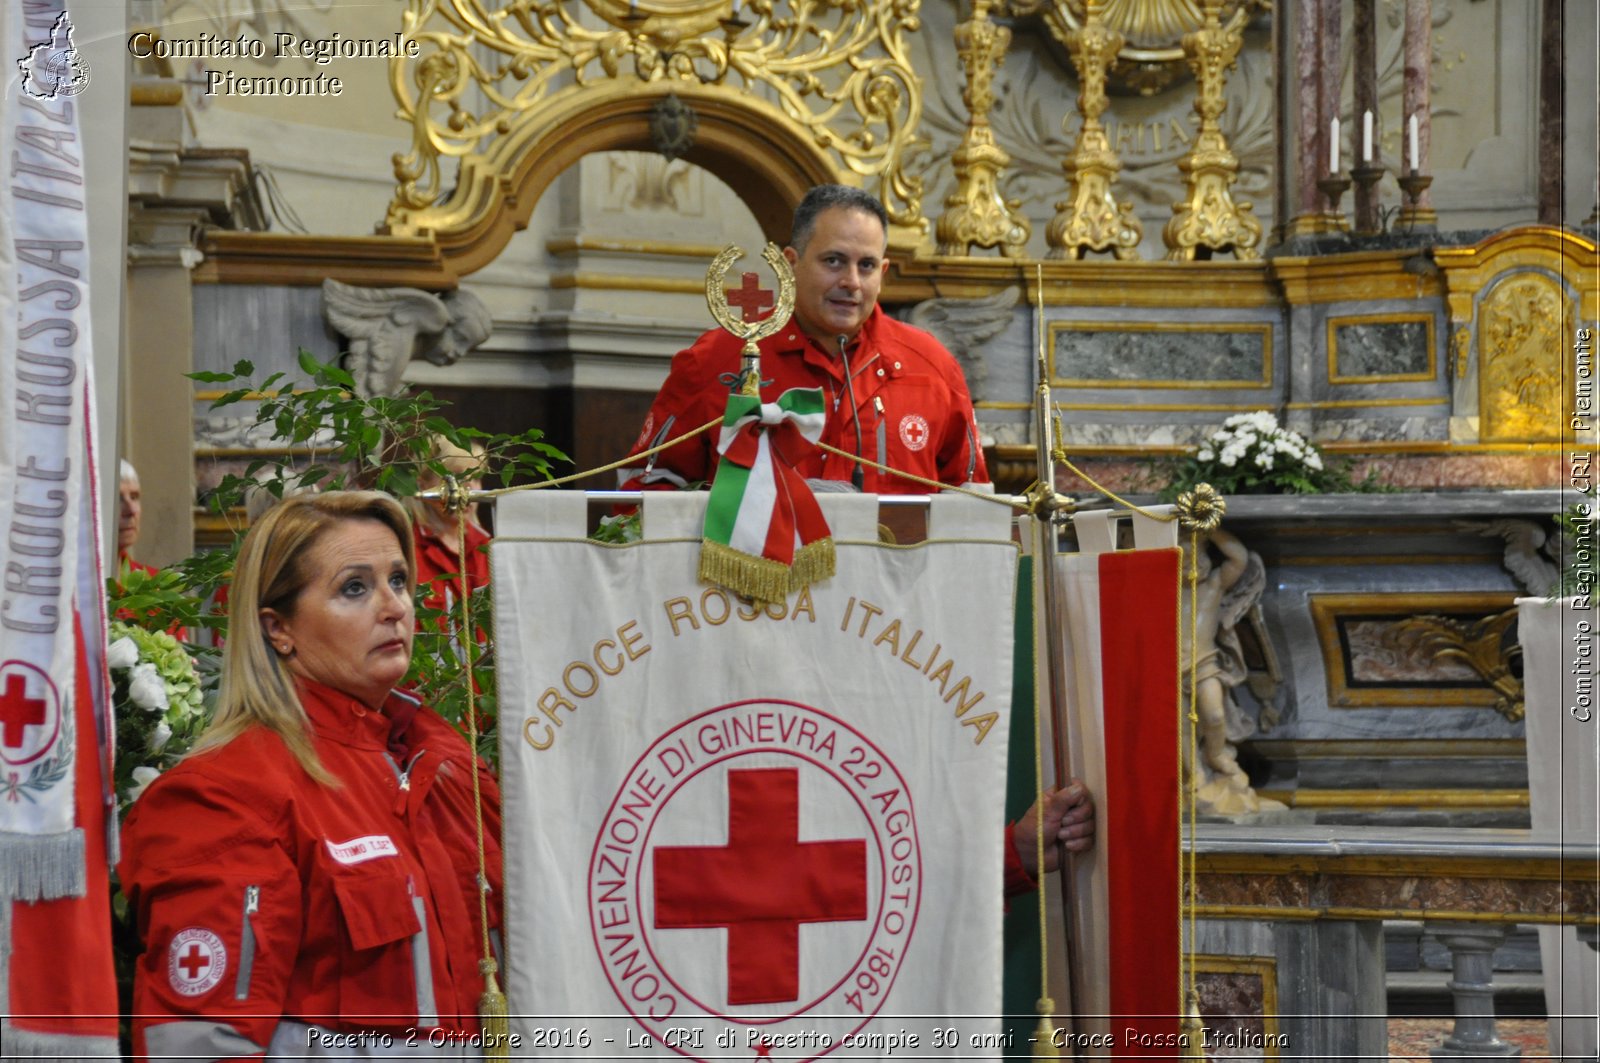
870, 375, 951, 480
332, 871, 435, 1028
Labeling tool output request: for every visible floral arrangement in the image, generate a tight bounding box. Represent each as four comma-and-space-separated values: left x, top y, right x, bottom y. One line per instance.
107, 621, 208, 812
1161, 411, 1380, 498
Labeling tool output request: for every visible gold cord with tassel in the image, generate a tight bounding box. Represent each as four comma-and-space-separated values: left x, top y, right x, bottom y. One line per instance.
451, 487, 510, 1060
1174, 486, 1223, 1060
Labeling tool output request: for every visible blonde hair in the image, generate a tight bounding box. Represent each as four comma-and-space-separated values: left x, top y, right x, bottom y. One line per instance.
193, 491, 416, 783
402, 435, 488, 539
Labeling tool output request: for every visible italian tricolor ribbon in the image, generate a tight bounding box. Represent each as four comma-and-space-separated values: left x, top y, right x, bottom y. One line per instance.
699, 388, 835, 603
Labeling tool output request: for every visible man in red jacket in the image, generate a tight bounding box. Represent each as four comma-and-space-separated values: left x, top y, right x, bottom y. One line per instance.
622, 184, 987, 493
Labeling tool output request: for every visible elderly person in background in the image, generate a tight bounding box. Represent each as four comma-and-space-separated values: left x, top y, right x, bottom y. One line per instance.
403, 437, 492, 618
118, 491, 504, 1058
118, 459, 156, 575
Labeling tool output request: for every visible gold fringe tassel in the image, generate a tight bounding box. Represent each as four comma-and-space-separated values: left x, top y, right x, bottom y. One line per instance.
1179, 989, 1206, 1061
698, 537, 836, 604
479, 958, 510, 1062
1031, 997, 1062, 1058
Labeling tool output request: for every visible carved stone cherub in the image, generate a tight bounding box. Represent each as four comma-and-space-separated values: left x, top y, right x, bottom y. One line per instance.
1180, 526, 1285, 816
322, 279, 492, 397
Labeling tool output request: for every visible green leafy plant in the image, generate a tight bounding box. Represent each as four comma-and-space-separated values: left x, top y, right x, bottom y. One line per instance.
1158, 411, 1387, 499
105, 351, 569, 767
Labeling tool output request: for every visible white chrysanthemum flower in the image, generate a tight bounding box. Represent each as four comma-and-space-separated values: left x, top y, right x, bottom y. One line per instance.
148, 719, 173, 752
1219, 449, 1239, 467
107, 636, 139, 671
1197, 448, 1215, 462
1306, 451, 1324, 470
127, 765, 161, 803
128, 663, 169, 712
1255, 450, 1275, 469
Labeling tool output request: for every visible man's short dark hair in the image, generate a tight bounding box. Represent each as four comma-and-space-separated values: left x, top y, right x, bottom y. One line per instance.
790, 184, 889, 252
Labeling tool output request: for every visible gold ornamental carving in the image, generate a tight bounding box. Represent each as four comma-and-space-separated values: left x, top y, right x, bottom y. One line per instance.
1045, 0, 1142, 260
1017, 0, 1264, 97
385, 0, 928, 239
1161, 0, 1261, 261
1395, 610, 1524, 723
1478, 273, 1572, 444
935, 0, 1030, 258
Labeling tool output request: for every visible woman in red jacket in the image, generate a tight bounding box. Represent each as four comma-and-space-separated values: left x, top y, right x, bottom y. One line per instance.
118, 491, 503, 1059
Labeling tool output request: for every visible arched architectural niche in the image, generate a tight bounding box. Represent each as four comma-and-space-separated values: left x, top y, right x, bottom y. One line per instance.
385, 84, 847, 279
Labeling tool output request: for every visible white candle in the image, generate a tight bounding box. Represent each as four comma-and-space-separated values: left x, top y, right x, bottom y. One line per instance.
1330, 116, 1340, 173
1408, 114, 1419, 172
1362, 110, 1373, 162
732, 0, 741, 12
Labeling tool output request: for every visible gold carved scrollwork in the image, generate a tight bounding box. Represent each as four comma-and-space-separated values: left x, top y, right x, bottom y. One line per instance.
1045, 0, 1142, 260
935, 0, 1030, 257
385, 0, 928, 238
1478, 273, 1573, 444
1161, 0, 1261, 261
1017, 0, 1263, 97
1395, 610, 1524, 723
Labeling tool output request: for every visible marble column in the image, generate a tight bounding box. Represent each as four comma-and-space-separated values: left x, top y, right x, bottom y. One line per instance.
1289, 0, 1327, 234
1318, 0, 1341, 209
1537, 0, 1564, 225
1402, 0, 1434, 207
1351, 0, 1381, 232
1427, 923, 1521, 1058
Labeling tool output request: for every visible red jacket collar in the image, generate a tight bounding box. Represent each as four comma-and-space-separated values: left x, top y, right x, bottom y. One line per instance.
772, 305, 887, 380
294, 676, 418, 753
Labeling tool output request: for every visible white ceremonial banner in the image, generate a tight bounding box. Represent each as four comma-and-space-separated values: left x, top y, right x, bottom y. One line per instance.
495, 491, 1017, 1061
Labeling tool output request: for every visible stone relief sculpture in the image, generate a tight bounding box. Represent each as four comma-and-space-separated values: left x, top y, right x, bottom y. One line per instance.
904, 285, 1019, 402
1180, 526, 1285, 816
1459, 517, 1561, 596
321, 279, 493, 398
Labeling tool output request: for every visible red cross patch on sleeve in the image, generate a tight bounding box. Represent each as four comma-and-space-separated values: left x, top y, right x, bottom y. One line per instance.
167, 928, 227, 997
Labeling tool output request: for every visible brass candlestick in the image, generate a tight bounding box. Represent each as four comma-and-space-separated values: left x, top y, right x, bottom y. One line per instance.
1317, 172, 1352, 228
1396, 170, 1436, 231
1350, 164, 1384, 235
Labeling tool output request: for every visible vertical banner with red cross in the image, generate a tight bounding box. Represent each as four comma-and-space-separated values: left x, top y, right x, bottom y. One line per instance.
494, 491, 1017, 1059
0, 0, 119, 1056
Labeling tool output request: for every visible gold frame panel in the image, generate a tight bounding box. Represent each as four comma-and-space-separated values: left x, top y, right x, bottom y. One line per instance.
1047, 320, 1273, 389
1325, 311, 1438, 384
1190, 954, 1282, 1061
1308, 592, 1519, 709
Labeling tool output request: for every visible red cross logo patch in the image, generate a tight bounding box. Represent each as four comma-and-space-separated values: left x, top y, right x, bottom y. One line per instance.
898, 414, 929, 452
587, 700, 922, 1058
167, 928, 226, 997
0, 661, 60, 767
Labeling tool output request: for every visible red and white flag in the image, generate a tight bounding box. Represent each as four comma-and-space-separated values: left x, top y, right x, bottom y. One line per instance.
494, 491, 1016, 1059
1056, 520, 1182, 1056
1, 1, 118, 1055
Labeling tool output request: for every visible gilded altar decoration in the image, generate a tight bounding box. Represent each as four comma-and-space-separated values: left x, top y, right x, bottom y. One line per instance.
1395, 610, 1524, 723
1478, 273, 1571, 444
1012, 0, 1264, 97
1045, 0, 1142, 260
934, 0, 1030, 258
705, 243, 795, 395
384, 0, 927, 244
1161, 0, 1261, 261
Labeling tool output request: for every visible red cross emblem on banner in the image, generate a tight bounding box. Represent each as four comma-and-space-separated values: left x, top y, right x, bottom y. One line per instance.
0, 673, 46, 749
725, 273, 776, 323
0, 662, 59, 766
654, 767, 867, 1005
